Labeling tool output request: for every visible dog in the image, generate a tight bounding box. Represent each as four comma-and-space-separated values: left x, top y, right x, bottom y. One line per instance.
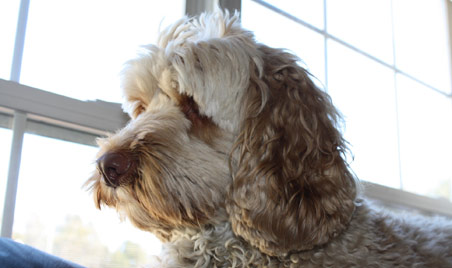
86, 11, 452, 267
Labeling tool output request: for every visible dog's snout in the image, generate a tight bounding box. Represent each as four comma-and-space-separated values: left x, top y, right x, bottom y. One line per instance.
97, 152, 132, 188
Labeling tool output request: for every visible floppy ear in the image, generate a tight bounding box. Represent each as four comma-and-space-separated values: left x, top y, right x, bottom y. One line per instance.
226, 45, 357, 256
162, 11, 260, 133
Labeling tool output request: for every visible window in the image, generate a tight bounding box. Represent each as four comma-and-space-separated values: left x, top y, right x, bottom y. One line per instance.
13, 128, 161, 267
327, 40, 400, 189
263, 0, 324, 30
397, 75, 452, 199
20, 0, 185, 102
328, 0, 394, 65
393, 0, 451, 94
242, 0, 325, 84
242, 0, 452, 203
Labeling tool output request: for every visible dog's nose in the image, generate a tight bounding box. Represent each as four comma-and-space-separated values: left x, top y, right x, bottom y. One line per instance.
97, 152, 132, 188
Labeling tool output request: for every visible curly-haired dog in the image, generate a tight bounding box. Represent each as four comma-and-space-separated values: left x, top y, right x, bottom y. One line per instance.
86, 11, 452, 267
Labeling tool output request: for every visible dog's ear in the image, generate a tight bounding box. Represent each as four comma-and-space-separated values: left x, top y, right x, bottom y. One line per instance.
226, 45, 357, 256
163, 11, 260, 133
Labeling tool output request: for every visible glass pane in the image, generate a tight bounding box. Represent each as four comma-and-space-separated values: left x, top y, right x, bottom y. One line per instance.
20, 0, 185, 102
13, 133, 161, 267
327, 0, 394, 65
242, 0, 326, 85
393, 0, 451, 94
261, 0, 324, 30
397, 75, 452, 200
327, 40, 400, 188
0, 0, 20, 80
0, 115, 13, 226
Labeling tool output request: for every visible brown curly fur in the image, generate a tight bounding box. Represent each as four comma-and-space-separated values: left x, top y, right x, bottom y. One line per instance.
85, 11, 452, 267
227, 44, 356, 256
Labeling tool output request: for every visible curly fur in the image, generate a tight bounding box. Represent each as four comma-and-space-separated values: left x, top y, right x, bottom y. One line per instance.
86, 11, 452, 267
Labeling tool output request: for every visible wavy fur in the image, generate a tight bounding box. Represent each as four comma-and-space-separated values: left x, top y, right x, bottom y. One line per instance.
227, 45, 356, 256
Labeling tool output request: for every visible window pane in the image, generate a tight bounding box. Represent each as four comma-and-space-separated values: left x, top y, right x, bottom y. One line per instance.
0, 114, 13, 227
20, 0, 185, 102
327, 0, 394, 65
393, 0, 451, 94
261, 0, 324, 30
242, 0, 325, 84
13, 132, 161, 267
327, 40, 400, 188
397, 75, 452, 200
0, 0, 20, 80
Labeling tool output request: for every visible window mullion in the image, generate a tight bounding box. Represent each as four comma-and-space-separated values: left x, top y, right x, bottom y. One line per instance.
446, 0, 452, 94
185, 0, 242, 17
1, 111, 27, 238
10, 0, 30, 83
185, 0, 215, 16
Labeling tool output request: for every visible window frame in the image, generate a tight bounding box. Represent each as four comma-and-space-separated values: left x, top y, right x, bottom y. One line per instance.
243, 0, 452, 209
1, 0, 452, 239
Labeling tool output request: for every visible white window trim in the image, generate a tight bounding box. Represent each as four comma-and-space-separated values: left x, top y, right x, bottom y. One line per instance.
365, 182, 452, 217
0, 79, 127, 135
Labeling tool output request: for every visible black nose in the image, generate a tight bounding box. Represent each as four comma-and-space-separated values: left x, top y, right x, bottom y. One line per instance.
97, 152, 132, 188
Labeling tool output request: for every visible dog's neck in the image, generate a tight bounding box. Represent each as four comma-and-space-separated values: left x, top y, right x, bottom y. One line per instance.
154, 202, 367, 267
160, 222, 268, 267
159, 221, 325, 267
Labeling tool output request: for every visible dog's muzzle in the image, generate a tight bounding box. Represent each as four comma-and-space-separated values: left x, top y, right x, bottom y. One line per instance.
97, 152, 133, 188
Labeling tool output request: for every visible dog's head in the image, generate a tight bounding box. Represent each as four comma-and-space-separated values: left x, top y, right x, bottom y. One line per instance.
86, 11, 357, 256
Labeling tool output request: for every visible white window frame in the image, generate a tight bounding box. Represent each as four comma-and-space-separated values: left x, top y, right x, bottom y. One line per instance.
1, 0, 452, 238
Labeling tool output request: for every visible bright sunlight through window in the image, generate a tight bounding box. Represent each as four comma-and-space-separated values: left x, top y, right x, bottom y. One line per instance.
20, 0, 185, 103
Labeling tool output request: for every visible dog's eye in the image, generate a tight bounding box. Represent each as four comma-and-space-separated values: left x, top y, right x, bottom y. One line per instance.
132, 103, 146, 118
178, 94, 219, 143
179, 94, 204, 124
